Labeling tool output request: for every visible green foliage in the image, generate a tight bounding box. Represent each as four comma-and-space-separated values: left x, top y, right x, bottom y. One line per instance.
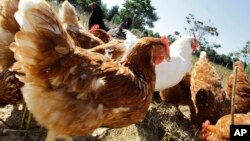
230, 41, 250, 64
99, 3, 109, 19
107, 6, 120, 21
153, 32, 160, 38
120, 0, 159, 30
182, 14, 235, 68
246, 64, 250, 77
240, 41, 250, 63
111, 14, 122, 25
74, 0, 93, 12
130, 28, 141, 37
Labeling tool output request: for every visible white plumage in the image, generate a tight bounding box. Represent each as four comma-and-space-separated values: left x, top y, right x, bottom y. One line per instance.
155, 36, 196, 91
123, 32, 197, 91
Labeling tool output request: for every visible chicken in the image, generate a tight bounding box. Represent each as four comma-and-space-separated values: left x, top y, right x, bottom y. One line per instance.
89, 39, 128, 60
155, 34, 198, 91
0, 0, 19, 72
59, 1, 132, 61
88, 2, 109, 31
119, 33, 198, 91
0, 0, 23, 106
159, 72, 193, 110
59, 1, 104, 49
11, 0, 170, 140
191, 51, 231, 126
0, 0, 33, 130
225, 61, 250, 113
89, 24, 112, 43
199, 113, 250, 141
0, 69, 23, 106
108, 18, 133, 40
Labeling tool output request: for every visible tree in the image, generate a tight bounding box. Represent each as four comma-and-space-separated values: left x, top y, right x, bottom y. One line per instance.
67, 0, 104, 13
111, 14, 122, 25
246, 64, 250, 77
120, 0, 159, 30
240, 41, 250, 63
184, 14, 221, 49
146, 30, 160, 37
230, 41, 250, 63
165, 31, 182, 44
100, 3, 109, 19
107, 6, 120, 21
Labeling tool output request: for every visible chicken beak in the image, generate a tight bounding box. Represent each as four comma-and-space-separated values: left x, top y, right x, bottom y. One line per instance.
164, 52, 171, 62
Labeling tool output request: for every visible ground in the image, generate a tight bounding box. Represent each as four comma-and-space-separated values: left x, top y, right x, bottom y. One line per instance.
0, 97, 199, 141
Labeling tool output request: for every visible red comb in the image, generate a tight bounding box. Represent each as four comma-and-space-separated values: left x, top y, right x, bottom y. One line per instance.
193, 32, 197, 40
202, 120, 210, 128
161, 36, 170, 54
89, 24, 99, 33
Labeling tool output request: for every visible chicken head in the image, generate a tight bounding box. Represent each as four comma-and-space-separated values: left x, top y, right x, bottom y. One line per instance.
152, 36, 170, 65
191, 32, 198, 53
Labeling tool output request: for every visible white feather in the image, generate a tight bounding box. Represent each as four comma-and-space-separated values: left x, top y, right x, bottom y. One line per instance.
155, 36, 194, 91
121, 29, 138, 61
15, 0, 45, 32
199, 51, 207, 60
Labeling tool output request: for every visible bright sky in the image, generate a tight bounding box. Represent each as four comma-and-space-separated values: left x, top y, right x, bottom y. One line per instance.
102, 0, 250, 55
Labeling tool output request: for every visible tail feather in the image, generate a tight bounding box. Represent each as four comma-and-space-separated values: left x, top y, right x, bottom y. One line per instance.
0, 0, 20, 46
0, 0, 19, 33
11, 0, 72, 68
59, 0, 79, 27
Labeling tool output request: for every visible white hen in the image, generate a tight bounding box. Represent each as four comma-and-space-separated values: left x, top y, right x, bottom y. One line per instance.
123, 32, 198, 91
155, 35, 198, 91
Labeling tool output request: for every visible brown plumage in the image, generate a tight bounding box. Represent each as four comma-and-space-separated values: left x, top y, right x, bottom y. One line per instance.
90, 28, 112, 43
0, 0, 19, 34
0, 0, 24, 107
59, 1, 104, 49
60, 1, 128, 61
190, 51, 230, 126
0, 0, 19, 71
89, 39, 128, 61
199, 113, 250, 141
159, 72, 193, 109
0, 69, 23, 106
11, 0, 170, 139
225, 61, 250, 113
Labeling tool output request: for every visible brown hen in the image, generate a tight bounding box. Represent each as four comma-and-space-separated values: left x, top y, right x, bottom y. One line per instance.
59, 0, 104, 49
225, 61, 250, 113
0, 0, 23, 106
159, 72, 195, 117
0, 69, 23, 106
0, 0, 19, 72
60, 1, 126, 61
190, 51, 230, 126
89, 24, 112, 43
11, 0, 170, 140
199, 113, 250, 141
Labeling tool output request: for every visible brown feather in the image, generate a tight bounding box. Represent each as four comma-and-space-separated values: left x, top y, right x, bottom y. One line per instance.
0, 69, 23, 106
0, 0, 19, 71
0, 0, 19, 34
191, 52, 230, 126
225, 61, 250, 113
200, 114, 250, 141
11, 0, 169, 137
59, 0, 104, 49
160, 72, 191, 106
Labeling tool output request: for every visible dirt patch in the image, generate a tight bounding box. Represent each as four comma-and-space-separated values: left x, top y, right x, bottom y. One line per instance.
0, 101, 199, 141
